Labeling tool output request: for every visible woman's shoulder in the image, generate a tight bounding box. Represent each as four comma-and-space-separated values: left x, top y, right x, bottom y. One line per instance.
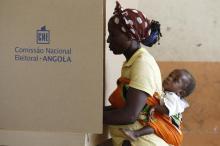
132, 48, 159, 71
135, 48, 157, 63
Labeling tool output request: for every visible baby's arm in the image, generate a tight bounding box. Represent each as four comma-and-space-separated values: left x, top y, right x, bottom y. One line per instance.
151, 104, 169, 115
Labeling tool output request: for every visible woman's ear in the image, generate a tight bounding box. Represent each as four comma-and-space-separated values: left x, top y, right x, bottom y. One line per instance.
130, 40, 140, 49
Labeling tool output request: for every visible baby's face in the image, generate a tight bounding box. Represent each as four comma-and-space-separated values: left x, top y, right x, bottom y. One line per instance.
162, 69, 190, 96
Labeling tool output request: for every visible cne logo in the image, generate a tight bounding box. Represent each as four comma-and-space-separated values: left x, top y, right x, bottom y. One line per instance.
37, 26, 50, 44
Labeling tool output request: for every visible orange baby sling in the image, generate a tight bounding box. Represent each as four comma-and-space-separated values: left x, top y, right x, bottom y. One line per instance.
108, 77, 183, 146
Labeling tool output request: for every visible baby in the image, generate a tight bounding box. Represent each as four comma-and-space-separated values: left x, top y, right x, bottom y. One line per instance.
120, 69, 196, 146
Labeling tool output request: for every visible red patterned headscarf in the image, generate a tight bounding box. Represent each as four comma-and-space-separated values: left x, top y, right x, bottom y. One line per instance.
113, 1, 162, 46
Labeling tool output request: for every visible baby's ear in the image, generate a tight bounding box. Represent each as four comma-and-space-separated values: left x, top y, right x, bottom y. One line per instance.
179, 90, 186, 98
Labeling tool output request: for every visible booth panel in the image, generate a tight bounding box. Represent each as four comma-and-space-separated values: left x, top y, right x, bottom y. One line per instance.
0, 0, 103, 133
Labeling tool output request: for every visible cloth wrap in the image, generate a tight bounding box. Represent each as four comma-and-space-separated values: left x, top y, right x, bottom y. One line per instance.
109, 77, 183, 146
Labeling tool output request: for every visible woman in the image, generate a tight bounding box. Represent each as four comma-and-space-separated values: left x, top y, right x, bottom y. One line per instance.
101, 1, 168, 146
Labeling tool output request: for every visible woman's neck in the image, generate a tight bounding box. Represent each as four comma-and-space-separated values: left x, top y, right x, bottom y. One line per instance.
123, 41, 141, 61
124, 48, 138, 61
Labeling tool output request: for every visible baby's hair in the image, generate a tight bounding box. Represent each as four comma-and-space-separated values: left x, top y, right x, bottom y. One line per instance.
181, 69, 196, 97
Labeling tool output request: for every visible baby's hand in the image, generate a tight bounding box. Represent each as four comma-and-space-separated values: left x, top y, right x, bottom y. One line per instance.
149, 106, 155, 120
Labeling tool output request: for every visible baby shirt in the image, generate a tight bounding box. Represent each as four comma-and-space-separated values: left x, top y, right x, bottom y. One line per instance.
160, 92, 189, 116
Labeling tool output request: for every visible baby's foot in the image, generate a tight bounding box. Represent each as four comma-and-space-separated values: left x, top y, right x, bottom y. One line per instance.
119, 128, 137, 141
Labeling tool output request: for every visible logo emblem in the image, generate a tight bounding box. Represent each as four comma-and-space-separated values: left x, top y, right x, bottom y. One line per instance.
37, 26, 50, 44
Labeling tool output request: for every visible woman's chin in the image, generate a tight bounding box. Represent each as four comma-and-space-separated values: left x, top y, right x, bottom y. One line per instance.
111, 50, 118, 54
113, 51, 121, 55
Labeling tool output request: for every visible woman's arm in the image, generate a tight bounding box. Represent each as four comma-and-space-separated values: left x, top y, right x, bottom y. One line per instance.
103, 87, 150, 125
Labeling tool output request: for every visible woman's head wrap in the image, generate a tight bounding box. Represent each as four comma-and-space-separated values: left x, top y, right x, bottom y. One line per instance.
112, 1, 162, 47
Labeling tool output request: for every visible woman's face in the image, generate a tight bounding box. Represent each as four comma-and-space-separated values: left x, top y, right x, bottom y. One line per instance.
107, 17, 131, 55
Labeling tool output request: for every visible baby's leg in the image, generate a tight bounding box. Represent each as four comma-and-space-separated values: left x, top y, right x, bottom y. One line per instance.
119, 128, 137, 141
119, 126, 154, 141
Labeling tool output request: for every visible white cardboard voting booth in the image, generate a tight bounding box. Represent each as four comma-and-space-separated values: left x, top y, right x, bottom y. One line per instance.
0, 0, 103, 133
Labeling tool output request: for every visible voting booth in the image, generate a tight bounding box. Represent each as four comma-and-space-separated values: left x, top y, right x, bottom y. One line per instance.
0, 0, 103, 133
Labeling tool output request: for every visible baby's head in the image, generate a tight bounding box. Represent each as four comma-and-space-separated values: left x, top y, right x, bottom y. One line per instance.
162, 69, 196, 98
